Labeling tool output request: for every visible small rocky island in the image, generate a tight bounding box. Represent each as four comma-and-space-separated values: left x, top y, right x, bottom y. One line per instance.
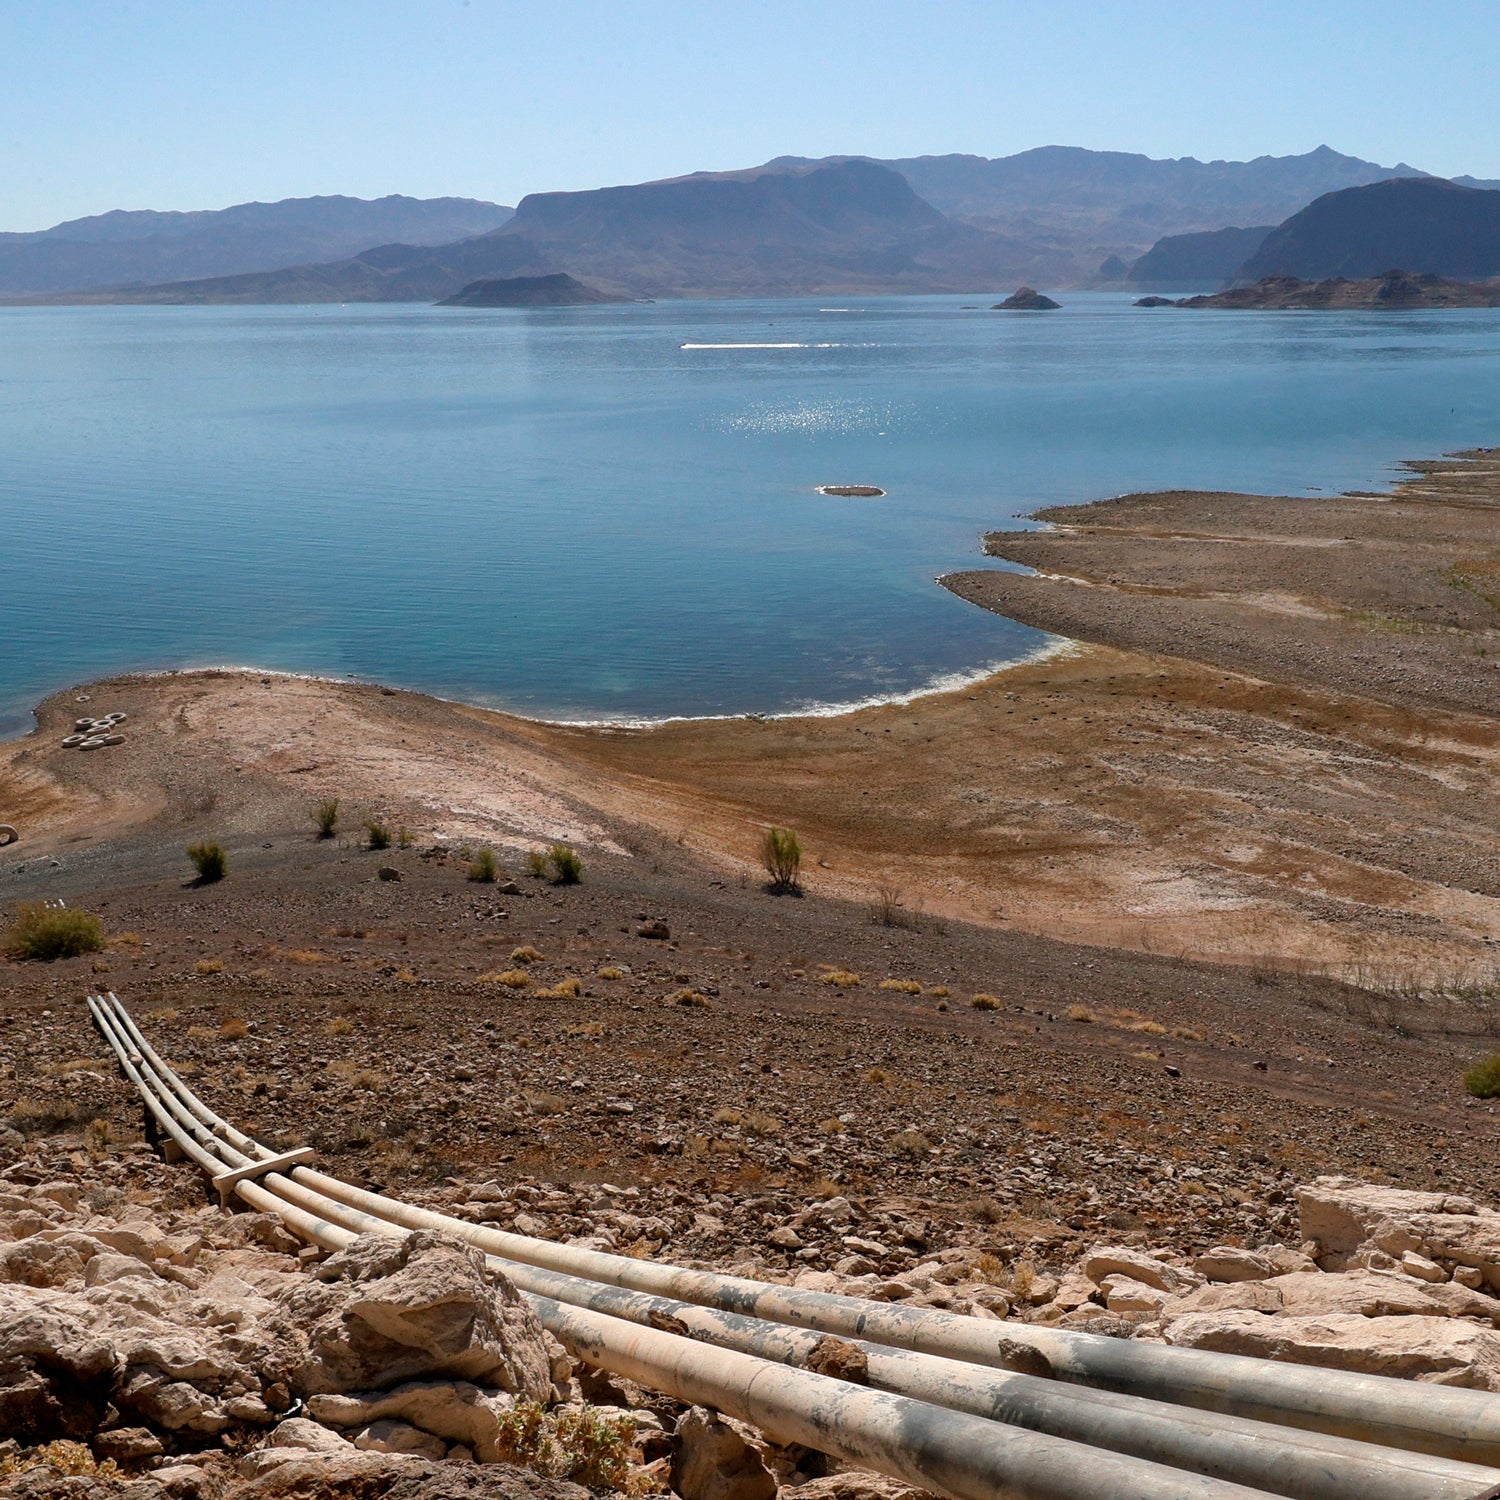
437, 272, 624, 307
994, 286, 1061, 310
816, 484, 885, 497
1139, 270, 1500, 310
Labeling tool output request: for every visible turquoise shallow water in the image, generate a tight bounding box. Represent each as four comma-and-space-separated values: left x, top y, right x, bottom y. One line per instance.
2, 294, 1499, 739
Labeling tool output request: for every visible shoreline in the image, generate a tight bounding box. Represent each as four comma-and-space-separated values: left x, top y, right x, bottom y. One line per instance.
0, 637, 1082, 749
4, 443, 1498, 978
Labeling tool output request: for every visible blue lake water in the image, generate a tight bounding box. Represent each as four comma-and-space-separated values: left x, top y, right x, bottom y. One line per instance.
3, 294, 1499, 739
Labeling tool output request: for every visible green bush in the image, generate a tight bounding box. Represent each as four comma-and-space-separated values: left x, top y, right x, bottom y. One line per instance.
468, 849, 498, 883
761, 826, 802, 893
364, 818, 392, 851
187, 842, 227, 883
1463, 1054, 1500, 1098
313, 797, 340, 839
523, 849, 548, 879
547, 843, 583, 885
3, 902, 104, 961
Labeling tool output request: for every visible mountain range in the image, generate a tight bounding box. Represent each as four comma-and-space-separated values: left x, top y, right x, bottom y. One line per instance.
7, 146, 1500, 304
0, 196, 513, 294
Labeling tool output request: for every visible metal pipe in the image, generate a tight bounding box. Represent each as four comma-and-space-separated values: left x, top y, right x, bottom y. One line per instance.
87, 995, 1283, 1500
91, 994, 1500, 1493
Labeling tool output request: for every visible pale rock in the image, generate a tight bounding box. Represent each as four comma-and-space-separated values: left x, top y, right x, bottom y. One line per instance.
307, 1379, 519, 1461
673, 1404, 778, 1500
1101, 1275, 1169, 1314
1193, 1245, 1317, 1282
266, 1230, 552, 1399
1083, 1246, 1201, 1294
0, 1237, 88, 1288
786, 1472, 944, 1500
85, 1251, 160, 1287
353, 1416, 450, 1459
1402, 1251, 1448, 1283
93, 1424, 166, 1462
1297, 1177, 1500, 1288
1163, 1310, 1500, 1388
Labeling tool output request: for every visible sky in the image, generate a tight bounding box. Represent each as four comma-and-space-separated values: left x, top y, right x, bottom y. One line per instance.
2, 0, 1498, 231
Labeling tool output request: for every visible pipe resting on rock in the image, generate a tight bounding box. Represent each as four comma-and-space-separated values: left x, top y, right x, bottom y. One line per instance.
87, 992, 1500, 1500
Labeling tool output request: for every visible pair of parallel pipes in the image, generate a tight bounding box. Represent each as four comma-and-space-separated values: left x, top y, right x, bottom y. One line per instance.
87, 993, 1500, 1500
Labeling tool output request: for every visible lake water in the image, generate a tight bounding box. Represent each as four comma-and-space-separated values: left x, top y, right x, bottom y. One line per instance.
3, 295, 1499, 739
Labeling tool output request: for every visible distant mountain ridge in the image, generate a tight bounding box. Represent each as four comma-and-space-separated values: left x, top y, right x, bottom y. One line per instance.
0, 195, 513, 294
1240, 178, 1500, 282
28, 162, 1044, 303
14, 146, 1500, 304
765, 145, 1464, 281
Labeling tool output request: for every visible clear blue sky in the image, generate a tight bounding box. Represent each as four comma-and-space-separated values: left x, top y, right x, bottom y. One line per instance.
2, 0, 1496, 230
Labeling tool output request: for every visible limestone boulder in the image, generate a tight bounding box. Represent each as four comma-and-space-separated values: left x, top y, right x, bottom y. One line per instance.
1298, 1178, 1500, 1287
307, 1379, 520, 1461
1082, 1246, 1200, 1294
1163, 1310, 1500, 1388
1193, 1245, 1317, 1282
673, 1405, 778, 1500
264, 1230, 552, 1400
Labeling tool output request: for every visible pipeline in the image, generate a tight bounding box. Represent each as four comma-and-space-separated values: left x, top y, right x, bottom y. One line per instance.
88, 993, 1500, 1500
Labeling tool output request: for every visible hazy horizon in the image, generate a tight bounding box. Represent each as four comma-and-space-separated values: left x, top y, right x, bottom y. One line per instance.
3, 0, 1497, 233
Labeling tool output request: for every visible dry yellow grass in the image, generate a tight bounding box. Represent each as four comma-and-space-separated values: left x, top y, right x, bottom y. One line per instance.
324, 1016, 355, 1036
535, 977, 583, 999
510, 945, 546, 964
284, 948, 334, 966
219, 1017, 249, 1040
195, 958, 223, 976
818, 969, 862, 988
879, 977, 923, 994
482, 969, 532, 989
971, 993, 1000, 1011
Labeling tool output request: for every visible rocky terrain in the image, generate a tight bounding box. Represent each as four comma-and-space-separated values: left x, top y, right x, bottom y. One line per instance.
3, 1104, 1500, 1498
1165, 270, 1500, 309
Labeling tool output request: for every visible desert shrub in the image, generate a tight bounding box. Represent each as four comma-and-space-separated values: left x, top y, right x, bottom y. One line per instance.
761, 826, 802, 893
879, 977, 923, 994
195, 958, 223, 975
468, 849, 498, 883
187, 842, 227, 882
1464, 1054, 1500, 1098
313, 797, 340, 838
548, 843, 583, 884
523, 848, 549, 878
1068, 1004, 1095, 1022
3, 902, 104, 961
483, 969, 532, 989
219, 1017, 249, 1040
364, 819, 392, 851
819, 969, 861, 988
325, 1016, 355, 1035
670, 988, 711, 1008
396, 827, 415, 849
511, 945, 546, 964
7, 1096, 86, 1136
891, 1128, 932, 1158
535, 976, 583, 999
598, 966, 626, 981
970, 993, 1000, 1011
553, 1407, 636, 1491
